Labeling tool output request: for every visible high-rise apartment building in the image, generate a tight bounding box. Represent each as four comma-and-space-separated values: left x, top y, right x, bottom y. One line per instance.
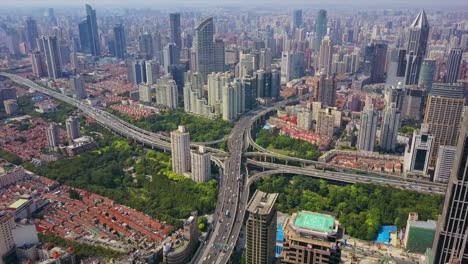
156, 75, 178, 109
139, 83, 152, 103
208, 72, 230, 108
357, 101, 377, 152
46, 123, 60, 151
127, 59, 147, 85
318, 36, 333, 75
190, 146, 211, 183
170, 125, 191, 175
222, 79, 244, 121
423, 83, 465, 167
259, 48, 272, 70
0, 212, 14, 261
446, 47, 463, 84
194, 17, 214, 83
25, 17, 38, 51
312, 72, 336, 108
317, 108, 336, 138
245, 190, 278, 264
70, 75, 86, 100
3, 99, 18, 116
163, 43, 180, 73
145, 60, 160, 86
65, 116, 80, 144
432, 108, 468, 263
297, 108, 312, 131
31, 51, 45, 78
380, 103, 401, 151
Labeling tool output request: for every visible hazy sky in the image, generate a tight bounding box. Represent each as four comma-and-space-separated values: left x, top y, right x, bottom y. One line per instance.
3, 0, 468, 8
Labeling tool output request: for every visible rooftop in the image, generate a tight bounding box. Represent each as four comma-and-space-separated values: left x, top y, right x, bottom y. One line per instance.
8, 198, 29, 209
247, 190, 278, 216
293, 211, 335, 233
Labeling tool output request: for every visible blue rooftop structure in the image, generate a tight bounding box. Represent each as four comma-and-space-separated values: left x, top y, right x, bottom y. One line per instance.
376, 225, 397, 244
276, 224, 284, 258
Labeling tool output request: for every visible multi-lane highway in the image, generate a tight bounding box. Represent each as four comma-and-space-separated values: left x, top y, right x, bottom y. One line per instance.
1, 73, 447, 263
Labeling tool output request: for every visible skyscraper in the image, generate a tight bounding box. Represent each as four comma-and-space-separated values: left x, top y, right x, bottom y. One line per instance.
318, 36, 333, 75
113, 24, 126, 59
214, 39, 225, 73
194, 17, 214, 83
190, 146, 211, 183
418, 59, 436, 92
241, 75, 257, 110
156, 75, 178, 109
402, 10, 430, 85
292, 9, 302, 29
169, 13, 182, 49
38, 36, 62, 80
25, 17, 38, 51
222, 79, 244, 121
139, 83, 152, 103
46, 123, 60, 151
0, 212, 14, 260
245, 190, 278, 264
259, 48, 272, 70
139, 32, 154, 60
434, 145, 457, 183
127, 59, 146, 85
145, 60, 160, 86
70, 75, 86, 100
364, 42, 388, 83
423, 83, 465, 166
314, 9, 328, 51
403, 126, 433, 175
432, 108, 468, 263
357, 100, 377, 152
65, 116, 80, 144
163, 43, 180, 73
446, 47, 463, 84
79, 4, 100, 56
31, 51, 45, 78
170, 125, 191, 175
379, 103, 401, 151
312, 72, 336, 108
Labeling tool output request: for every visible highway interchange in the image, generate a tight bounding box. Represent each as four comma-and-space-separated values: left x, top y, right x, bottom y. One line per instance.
1, 73, 447, 264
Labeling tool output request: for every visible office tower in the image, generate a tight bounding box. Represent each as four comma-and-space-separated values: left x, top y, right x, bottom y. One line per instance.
242, 75, 257, 110
78, 5, 100, 56
384, 84, 405, 111
46, 123, 60, 151
318, 36, 333, 75
312, 72, 336, 107
291, 52, 305, 80
113, 24, 126, 59
65, 116, 80, 144
39, 36, 62, 80
401, 85, 424, 121
214, 39, 225, 73
194, 17, 214, 82
190, 146, 211, 183
139, 83, 152, 103
357, 101, 377, 152
255, 70, 271, 98
403, 127, 433, 175
245, 190, 278, 264
163, 43, 180, 73
364, 42, 388, 83
31, 51, 45, 78
169, 13, 181, 49
424, 83, 466, 167
156, 76, 178, 109
127, 59, 146, 85
0, 212, 14, 260
292, 9, 302, 29
145, 60, 160, 86
446, 47, 463, 84
402, 10, 430, 85
432, 108, 468, 263
3, 99, 18, 116
418, 59, 436, 91
297, 109, 312, 130
170, 125, 191, 175
259, 48, 272, 70
434, 145, 457, 183
271, 69, 281, 99
139, 32, 154, 60
380, 103, 401, 151
208, 72, 230, 108
222, 80, 244, 121
70, 75, 86, 100
314, 9, 328, 51
282, 211, 343, 263
25, 17, 38, 51
239, 52, 256, 79
45, 8, 57, 26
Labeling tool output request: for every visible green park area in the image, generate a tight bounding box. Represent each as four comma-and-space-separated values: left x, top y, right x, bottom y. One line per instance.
255, 175, 444, 241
